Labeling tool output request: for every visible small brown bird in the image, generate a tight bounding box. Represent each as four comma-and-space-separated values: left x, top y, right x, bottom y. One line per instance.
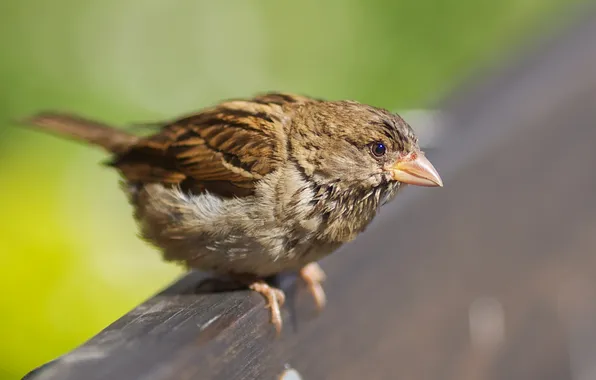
24, 93, 442, 333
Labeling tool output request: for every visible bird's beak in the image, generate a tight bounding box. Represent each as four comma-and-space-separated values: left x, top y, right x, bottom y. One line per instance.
390, 152, 443, 187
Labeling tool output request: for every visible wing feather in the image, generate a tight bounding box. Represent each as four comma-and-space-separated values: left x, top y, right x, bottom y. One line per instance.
110, 93, 318, 197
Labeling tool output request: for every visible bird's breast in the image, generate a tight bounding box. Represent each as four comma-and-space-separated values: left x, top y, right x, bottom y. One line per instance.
127, 181, 337, 277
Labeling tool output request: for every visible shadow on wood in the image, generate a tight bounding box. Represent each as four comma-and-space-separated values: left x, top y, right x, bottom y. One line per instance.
25, 6, 596, 380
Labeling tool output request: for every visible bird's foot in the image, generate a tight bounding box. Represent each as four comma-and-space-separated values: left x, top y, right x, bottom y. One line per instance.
299, 262, 327, 310
248, 280, 286, 335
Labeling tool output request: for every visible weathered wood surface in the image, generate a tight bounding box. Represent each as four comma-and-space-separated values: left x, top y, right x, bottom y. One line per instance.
25, 7, 596, 380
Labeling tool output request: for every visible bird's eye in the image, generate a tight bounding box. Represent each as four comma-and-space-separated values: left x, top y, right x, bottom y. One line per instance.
370, 142, 387, 157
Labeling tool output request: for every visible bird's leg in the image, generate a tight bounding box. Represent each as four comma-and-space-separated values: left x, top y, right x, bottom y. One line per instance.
247, 280, 286, 334
299, 262, 327, 310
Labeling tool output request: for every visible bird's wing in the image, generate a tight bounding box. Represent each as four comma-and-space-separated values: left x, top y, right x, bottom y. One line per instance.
110, 93, 318, 197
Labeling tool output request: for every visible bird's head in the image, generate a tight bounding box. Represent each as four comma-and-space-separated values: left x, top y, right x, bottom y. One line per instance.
289, 100, 443, 197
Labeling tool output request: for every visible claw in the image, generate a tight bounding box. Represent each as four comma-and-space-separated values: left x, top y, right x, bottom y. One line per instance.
249, 281, 285, 334
300, 263, 327, 310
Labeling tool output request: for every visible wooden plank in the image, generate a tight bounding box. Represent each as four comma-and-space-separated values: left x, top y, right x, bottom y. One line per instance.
25, 7, 596, 380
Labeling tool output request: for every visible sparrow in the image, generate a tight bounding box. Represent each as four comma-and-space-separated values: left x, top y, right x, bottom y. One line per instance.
23, 93, 443, 333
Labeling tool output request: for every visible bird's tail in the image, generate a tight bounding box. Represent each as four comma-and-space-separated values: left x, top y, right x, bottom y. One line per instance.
21, 113, 140, 154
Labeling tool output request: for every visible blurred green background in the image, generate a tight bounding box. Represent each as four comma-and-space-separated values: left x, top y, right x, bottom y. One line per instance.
0, 0, 576, 378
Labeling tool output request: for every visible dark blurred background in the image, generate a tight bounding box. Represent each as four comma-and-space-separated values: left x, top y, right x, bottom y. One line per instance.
0, 0, 579, 378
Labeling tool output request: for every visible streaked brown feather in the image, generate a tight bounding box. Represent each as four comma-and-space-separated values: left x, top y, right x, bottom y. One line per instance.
110, 92, 319, 197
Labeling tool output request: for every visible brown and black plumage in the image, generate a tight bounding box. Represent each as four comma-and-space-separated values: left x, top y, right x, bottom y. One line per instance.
24, 92, 443, 333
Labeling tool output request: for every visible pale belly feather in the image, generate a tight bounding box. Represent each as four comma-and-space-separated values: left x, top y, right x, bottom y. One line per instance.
126, 169, 344, 277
